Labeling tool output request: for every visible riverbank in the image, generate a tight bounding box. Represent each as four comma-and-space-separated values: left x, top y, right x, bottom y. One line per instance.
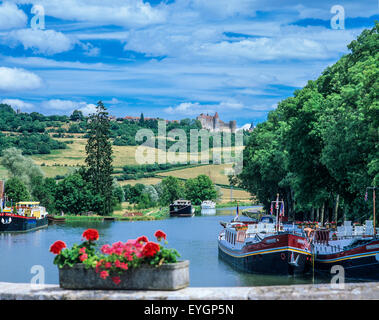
50, 202, 260, 221
49, 207, 169, 222
0, 281, 377, 300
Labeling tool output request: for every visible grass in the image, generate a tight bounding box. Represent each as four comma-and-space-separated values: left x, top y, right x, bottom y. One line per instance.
50, 205, 169, 222
156, 163, 234, 185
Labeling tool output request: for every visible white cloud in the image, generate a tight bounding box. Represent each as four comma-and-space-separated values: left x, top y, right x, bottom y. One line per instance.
5, 29, 74, 55
164, 100, 245, 116
1, 98, 34, 111
79, 42, 100, 57
13, 0, 166, 27
0, 67, 42, 91
40, 99, 96, 116
78, 103, 97, 116
198, 36, 327, 61
105, 98, 121, 105
0, 2, 27, 30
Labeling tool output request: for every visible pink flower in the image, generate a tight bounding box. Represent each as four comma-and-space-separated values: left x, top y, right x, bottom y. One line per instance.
101, 244, 111, 254
120, 262, 128, 270
79, 247, 86, 254
126, 255, 133, 261
105, 262, 112, 269
79, 254, 88, 261
100, 271, 109, 279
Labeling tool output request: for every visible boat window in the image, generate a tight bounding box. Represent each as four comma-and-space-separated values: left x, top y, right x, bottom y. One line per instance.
260, 216, 274, 224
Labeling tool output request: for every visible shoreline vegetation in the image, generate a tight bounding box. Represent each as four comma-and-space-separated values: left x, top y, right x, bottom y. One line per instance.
49, 201, 261, 222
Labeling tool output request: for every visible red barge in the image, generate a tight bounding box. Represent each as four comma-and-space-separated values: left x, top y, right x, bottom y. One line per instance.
309, 222, 379, 281
0, 201, 48, 233
218, 198, 312, 275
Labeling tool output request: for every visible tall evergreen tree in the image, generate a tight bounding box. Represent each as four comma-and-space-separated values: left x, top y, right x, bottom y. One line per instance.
85, 101, 114, 215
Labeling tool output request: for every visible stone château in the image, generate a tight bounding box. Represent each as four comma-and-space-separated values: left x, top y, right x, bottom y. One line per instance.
196, 112, 236, 133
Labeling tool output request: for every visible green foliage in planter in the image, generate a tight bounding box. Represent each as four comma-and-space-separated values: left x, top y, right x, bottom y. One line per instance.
53, 240, 97, 268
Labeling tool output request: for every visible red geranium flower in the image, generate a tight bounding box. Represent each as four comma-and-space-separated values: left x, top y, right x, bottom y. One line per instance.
137, 236, 149, 243
82, 229, 99, 241
49, 240, 66, 255
154, 230, 166, 241
142, 242, 160, 257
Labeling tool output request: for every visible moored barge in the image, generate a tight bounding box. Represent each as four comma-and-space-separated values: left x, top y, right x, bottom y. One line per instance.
0, 201, 48, 232
169, 200, 195, 217
218, 215, 312, 275
309, 221, 379, 281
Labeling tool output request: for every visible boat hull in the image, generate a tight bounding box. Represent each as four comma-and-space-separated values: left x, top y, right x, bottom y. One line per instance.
314, 239, 379, 281
218, 233, 312, 275
0, 213, 48, 232
169, 204, 194, 217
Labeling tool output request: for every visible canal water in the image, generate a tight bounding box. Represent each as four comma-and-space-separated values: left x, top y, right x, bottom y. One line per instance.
0, 206, 323, 286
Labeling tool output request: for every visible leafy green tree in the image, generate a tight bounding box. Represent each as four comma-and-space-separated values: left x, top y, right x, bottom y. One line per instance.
4, 177, 30, 203
238, 23, 379, 223
185, 174, 218, 205
70, 110, 84, 122
54, 174, 103, 215
30, 176, 57, 214
1, 147, 43, 187
85, 101, 114, 215
159, 176, 185, 205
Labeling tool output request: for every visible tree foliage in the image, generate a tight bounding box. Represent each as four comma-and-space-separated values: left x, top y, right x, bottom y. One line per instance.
85, 101, 114, 215
238, 23, 379, 223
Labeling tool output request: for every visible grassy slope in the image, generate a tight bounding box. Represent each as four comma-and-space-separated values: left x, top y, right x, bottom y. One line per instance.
0, 136, 252, 204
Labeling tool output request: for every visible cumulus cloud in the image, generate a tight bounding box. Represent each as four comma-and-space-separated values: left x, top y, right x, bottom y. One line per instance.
5, 29, 74, 55
0, 2, 27, 30
40, 99, 97, 116
164, 100, 245, 116
0, 67, 42, 91
13, 0, 166, 27
1, 98, 34, 111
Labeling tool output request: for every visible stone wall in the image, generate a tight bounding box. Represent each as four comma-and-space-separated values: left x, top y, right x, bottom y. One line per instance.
0, 281, 378, 300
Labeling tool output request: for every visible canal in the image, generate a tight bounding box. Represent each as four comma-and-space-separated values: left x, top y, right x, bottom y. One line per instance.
0, 206, 323, 286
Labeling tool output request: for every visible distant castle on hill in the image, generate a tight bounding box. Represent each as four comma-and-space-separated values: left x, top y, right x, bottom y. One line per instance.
196, 112, 236, 133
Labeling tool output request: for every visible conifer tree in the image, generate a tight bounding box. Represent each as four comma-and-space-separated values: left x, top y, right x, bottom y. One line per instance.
85, 101, 114, 215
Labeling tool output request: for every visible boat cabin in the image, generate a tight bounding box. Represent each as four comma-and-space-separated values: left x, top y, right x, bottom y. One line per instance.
15, 202, 47, 219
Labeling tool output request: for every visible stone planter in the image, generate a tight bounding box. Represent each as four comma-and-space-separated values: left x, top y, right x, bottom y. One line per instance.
58, 260, 189, 290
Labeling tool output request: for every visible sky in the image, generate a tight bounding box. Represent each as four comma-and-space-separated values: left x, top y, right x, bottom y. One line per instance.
0, 0, 378, 127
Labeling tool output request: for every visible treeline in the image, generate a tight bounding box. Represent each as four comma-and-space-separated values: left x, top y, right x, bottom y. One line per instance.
123, 175, 221, 209
0, 105, 251, 156
117, 162, 206, 181
237, 23, 379, 224
0, 104, 68, 132
0, 132, 67, 155
0, 104, 68, 155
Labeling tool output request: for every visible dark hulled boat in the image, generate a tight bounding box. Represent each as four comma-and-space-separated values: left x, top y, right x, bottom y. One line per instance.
169, 200, 195, 217
218, 216, 312, 275
0, 201, 48, 232
309, 222, 379, 281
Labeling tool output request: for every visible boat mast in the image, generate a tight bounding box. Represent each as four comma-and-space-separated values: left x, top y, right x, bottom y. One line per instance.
271, 194, 284, 232
366, 186, 377, 238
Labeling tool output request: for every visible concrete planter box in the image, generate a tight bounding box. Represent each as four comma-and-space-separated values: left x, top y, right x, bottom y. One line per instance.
58, 260, 189, 290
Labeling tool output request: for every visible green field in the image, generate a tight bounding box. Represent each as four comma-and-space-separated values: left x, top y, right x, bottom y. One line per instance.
0, 136, 252, 203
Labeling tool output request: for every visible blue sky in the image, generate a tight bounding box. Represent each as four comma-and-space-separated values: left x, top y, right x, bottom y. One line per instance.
0, 1, 378, 127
